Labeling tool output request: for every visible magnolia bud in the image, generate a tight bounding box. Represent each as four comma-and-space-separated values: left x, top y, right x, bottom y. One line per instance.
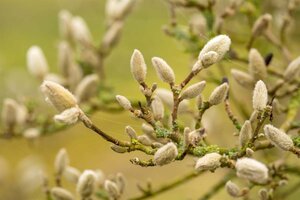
75, 74, 99, 103
152, 57, 175, 84
44, 73, 66, 86
116, 173, 126, 194
23, 128, 41, 140
27, 46, 49, 79
125, 126, 137, 140
180, 81, 206, 100
239, 120, 252, 148
189, 14, 207, 36
41, 81, 78, 112
76, 170, 96, 198
116, 95, 132, 110
249, 49, 267, 81
101, 21, 124, 52
111, 145, 127, 153
283, 56, 300, 82
201, 51, 219, 67
94, 169, 105, 188
191, 60, 203, 72
151, 96, 164, 120
137, 135, 152, 146
155, 88, 173, 108
70, 16, 92, 45
54, 107, 81, 125
225, 180, 242, 197
252, 14, 272, 37
58, 41, 72, 77
198, 35, 231, 63
252, 80, 268, 111
58, 10, 73, 39
51, 187, 74, 200
1, 98, 18, 130
54, 148, 69, 176
195, 153, 222, 171
153, 143, 178, 166
258, 188, 269, 200
130, 49, 147, 83
105, 0, 135, 22
231, 69, 254, 89
183, 127, 191, 148
104, 180, 120, 200
208, 83, 229, 105
264, 124, 294, 151
63, 166, 81, 184
235, 158, 269, 184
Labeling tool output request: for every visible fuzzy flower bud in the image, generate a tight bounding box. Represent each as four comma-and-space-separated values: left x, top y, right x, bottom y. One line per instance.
137, 135, 152, 146
23, 128, 41, 140
231, 69, 254, 89
76, 170, 96, 198
27, 46, 49, 79
70, 16, 92, 45
195, 153, 222, 171
235, 158, 269, 184
153, 142, 178, 166
225, 180, 242, 197
201, 51, 219, 67
283, 56, 300, 82
152, 57, 175, 84
51, 187, 74, 200
1, 98, 18, 130
125, 126, 137, 140
41, 81, 77, 112
54, 148, 69, 176
151, 96, 164, 120
264, 124, 294, 151
54, 107, 81, 125
75, 74, 99, 103
252, 14, 272, 37
58, 10, 72, 39
130, 49, 147, 83
189, 14, 207, 36
116, 173, 126, 194
63, 166, 81, 184
58, 41, 72, 77
116, 95, 132, 110
208, 83, 229, 105
239, 120, 252, 148
180, 81, 206, 100
198, 35, 231, 63
105, 0, 135, 22
104, 180, 120, 200
249, 49, 267, 81
101, 21, 124, 52
252, 80, 268, 110
191, 60, 203, 72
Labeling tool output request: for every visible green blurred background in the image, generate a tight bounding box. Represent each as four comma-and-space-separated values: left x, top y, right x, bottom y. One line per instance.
0, 0, 299, 199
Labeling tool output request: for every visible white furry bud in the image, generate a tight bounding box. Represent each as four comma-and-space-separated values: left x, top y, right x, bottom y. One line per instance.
239, 120, 252, 148
198, 35, 231, 63
252, 80, 268, 110
225, 180, 242, 197
235, 158, 269, 184
27, 46, 49, 79
231, 69, 254, 89
58, 10, 73, 39
249, 49, 267, 81
208, 83, 229, 105
51, 187, 74, 200
264, 124, 294, 151
75, 74, 99, 103
151, 96, 164, 120
58, 41, 72, 77
54, 107, 81, 125
63, 166, 81, 184
125, 126, 137, 140
76, 170, 96, 198
104, 180, 120, 199
116, 173, 126, 194
189, 14, 207, 36
153, 143, 178, 166
105, 0, 135, 22
201, 51, 219, 67
130, 49, 147, 83
116, 95, 132, 110
152, 57, 175, 84
252, 14, 272, 37
283, 56, 300, 82
70, 16, 92, 45
41, 81, 78, 112
1, 98, 18, 130
195, 153, 222, 171
101, 21, 124, 53
138, 135, 152, 146
54, 148, 69, 176
23, 128, 41, 140
180, 81, 206, 100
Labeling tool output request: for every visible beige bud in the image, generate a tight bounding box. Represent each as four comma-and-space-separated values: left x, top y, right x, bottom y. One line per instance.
130, 49, 147, 83
76, 170, 96, 198
68, 63, 83, 91
54, 107, 81, 125
75, 74, 99, 103
94, 169, 105, 188
101, 21, 123, 52
141, 123, 155, 139
258, 188, 269, 200
58, 41, 72, 77
239, 120, 252, 148
180, 81, 206, 100
51, 187, 74, 200
151, 96, 164, 120
58, 10, 73, 39
125, 126, 137, 140
23, 128, 40, 140
41, 81, 78, 112
153, 142, 178, 166
283, 56, 300, 82
155, 88, 173, 108
63, 166, 81, 184
138, 135, 152, 146
225, 180, 242, 197
189, 128, 205, 147
111, 145, 127, 153
1, 98, 18, 130
189, 13, 207, 36
27, 46, 49, 79
70, 16, 92, 45
191, 60, 203, 72
252, 80, 268, 110
208, 83, 229, 105
152, 57, 175, 84
198, 35, 231, 62
104, 180, 120, 199
116, 95, 132, 110
54, 148, 69, 176
116, 173, 126, 194
195, 153, 222, 171
235, 158, 269, 184
264, 124, 294, 151
201, 51, 219, 67
105, 0, 135, 22
246, 148, 254, 157
252, 14, 272, 37
248, 49, 267, 81
231, 69, 254, 89
183, 127, 191, 148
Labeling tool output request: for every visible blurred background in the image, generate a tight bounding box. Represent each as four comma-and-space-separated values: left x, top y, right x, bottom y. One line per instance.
0, 0, 299, 199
